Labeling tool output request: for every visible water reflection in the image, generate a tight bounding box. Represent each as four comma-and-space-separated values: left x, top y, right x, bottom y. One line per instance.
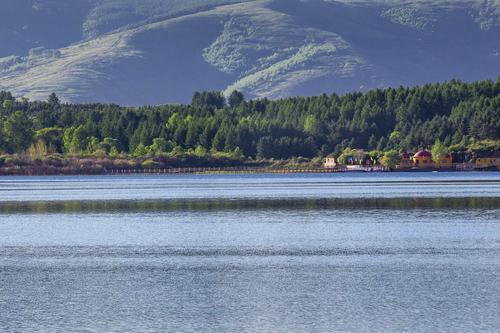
1, 196, 499, 214
1, 173, 499, 202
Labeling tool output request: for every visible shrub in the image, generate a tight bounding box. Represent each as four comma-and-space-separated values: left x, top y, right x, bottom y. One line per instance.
382, 150, 401, 168
141, 159, 159, 169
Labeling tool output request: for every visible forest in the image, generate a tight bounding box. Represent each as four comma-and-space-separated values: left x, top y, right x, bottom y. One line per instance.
0, 78, 499, 169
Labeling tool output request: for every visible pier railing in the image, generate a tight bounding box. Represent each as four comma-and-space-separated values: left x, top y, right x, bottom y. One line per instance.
107, 167, 334, 174
106, 165, 390, 174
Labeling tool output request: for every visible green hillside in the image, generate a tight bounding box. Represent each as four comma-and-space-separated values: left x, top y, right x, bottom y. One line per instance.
0, 78, 498, 164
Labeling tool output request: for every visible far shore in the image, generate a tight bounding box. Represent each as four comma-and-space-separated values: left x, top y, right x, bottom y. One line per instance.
1, 165, 498, 177
0, 154, 498, 177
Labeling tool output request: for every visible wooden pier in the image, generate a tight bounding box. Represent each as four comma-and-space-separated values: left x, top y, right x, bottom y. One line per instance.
106, 166, 390, 175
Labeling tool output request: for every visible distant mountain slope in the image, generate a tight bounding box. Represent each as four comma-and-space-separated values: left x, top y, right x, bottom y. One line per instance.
0, 0, 498, 104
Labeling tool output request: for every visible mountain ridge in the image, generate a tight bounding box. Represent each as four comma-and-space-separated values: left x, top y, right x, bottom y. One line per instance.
0, 0, 498, 105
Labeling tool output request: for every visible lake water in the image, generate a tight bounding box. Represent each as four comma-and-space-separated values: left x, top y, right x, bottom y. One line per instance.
1, 172, 500, 332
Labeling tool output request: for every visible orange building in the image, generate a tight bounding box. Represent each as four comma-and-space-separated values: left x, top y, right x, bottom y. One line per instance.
475, 151, 500, 169
413, 150, 433, 168
413, 150, 453, 169
397, 152, 413, 169
436, 154, 453, 168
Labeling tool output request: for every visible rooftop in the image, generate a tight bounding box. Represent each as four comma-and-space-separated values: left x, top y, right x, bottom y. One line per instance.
414, 150, 432, 158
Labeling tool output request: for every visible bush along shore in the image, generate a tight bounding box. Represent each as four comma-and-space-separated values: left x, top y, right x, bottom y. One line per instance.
0, 154, 246, 176
0, 154, 334, 176
0, 149, 498, 176
0, 78, 498, 175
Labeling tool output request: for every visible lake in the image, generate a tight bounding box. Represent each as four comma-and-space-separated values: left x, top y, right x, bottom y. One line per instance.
1, 172, 500, 332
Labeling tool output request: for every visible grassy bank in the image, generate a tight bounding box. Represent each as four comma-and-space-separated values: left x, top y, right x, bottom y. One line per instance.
0, 154, 327, 176
1, 153, 498, 176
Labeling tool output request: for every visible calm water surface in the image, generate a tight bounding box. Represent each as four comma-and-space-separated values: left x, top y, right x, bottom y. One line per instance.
1, 172, 500, 332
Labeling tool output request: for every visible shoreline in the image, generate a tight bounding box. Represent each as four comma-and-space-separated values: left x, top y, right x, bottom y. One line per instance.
0, 167, 498, 177
0, 155, 498, 176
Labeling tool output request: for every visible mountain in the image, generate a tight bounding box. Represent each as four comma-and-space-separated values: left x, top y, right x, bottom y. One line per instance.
0, 0, 499, 105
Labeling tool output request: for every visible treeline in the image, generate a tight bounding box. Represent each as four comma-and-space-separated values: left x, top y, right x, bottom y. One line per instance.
0, 78, 499, 161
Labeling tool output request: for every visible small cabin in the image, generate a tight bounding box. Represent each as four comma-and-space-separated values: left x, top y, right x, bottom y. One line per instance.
324, 157, 337, 169
348, 150, 372, 166
475, 151, 500, 169
397, 152, 413, 169
413, 150, 433, 168
436, 154, 453, 168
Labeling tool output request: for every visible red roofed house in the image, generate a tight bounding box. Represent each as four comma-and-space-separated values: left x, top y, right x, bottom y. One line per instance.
413, 150, 433, 168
